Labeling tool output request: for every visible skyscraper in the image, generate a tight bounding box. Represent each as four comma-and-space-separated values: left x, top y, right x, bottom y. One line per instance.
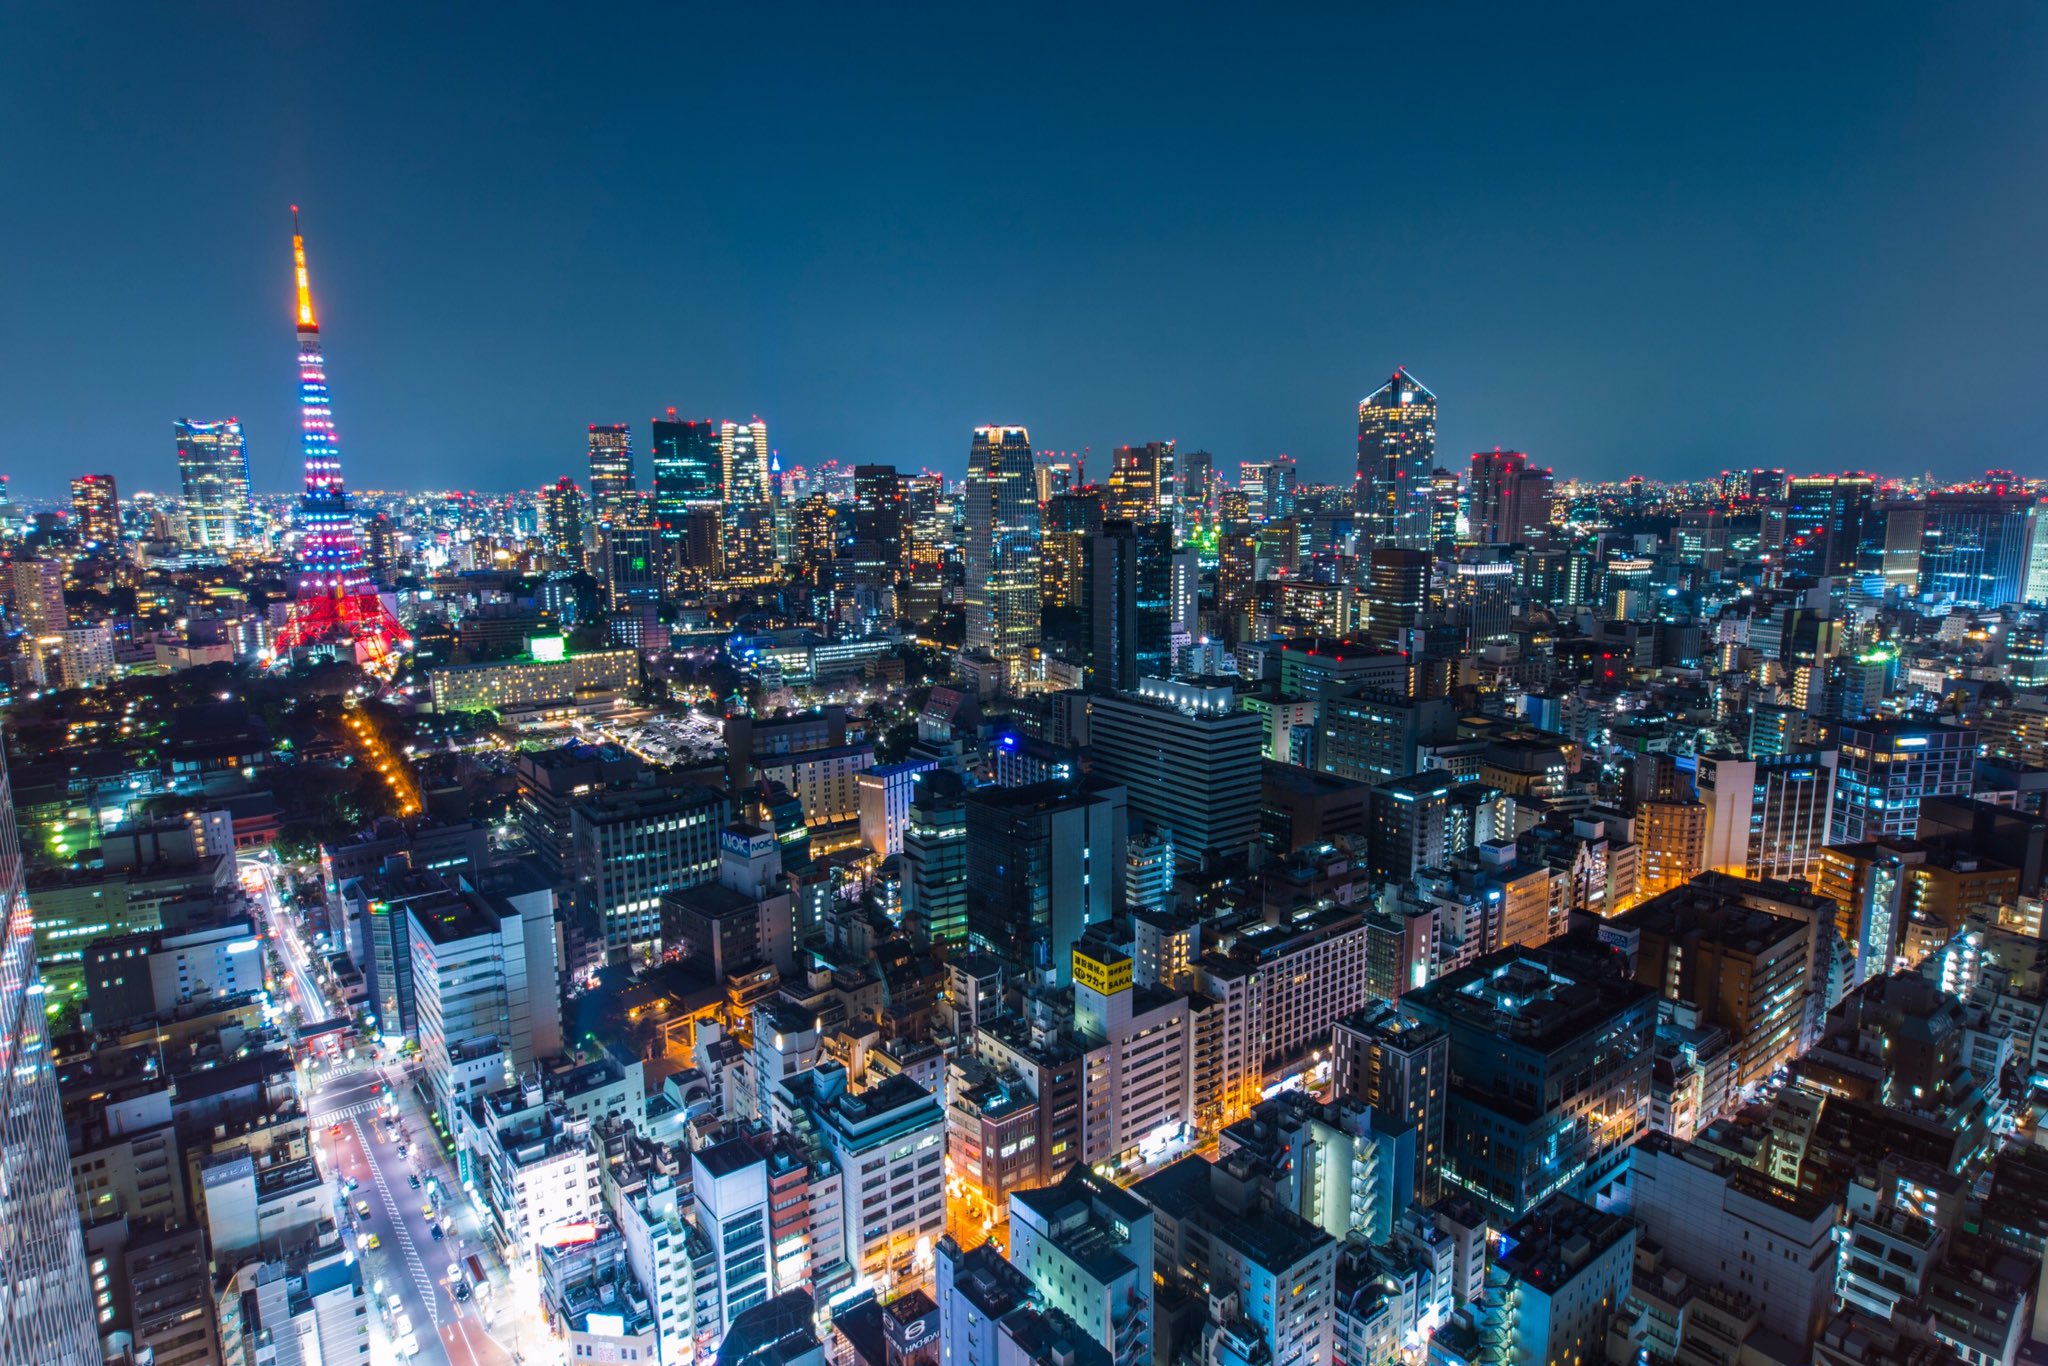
651, 410, 722, 528
1917, 488, 2037, 607
174, 418, 254, 549
964, 782, 1120, 980
1086, 519, 1173, 691
1040, 490, 1105, 611
1089, 678, 1263, 872
586, 423, 635, 523
1365, 546, 1431, 651
543, 476, 587, 569
720, 418, 775, 581
964, 425, 1042, 677
842, 464, 906, 616
1468, 447, 1554, 546
365, 511, 400, 585
0, 751, 103, 1365
1783, 473, 1876, 580
603, 521, 662, 608
269, 209, 412, 662
69, 473, 119, 548
1107, 441, 1174, 523
1355, 368, 1436, 549
10, 558, 67, 637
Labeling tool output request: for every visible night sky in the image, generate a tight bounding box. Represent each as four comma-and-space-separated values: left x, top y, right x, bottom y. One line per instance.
4, 4, 2045, 498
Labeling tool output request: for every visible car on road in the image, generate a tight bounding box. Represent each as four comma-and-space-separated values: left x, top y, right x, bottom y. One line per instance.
421, 1205, 435, 1220
408, 1174, 420, 1189
430, 1225, 444, 1240
365, 1233, 380, 1250
355, 1200, 372, 1217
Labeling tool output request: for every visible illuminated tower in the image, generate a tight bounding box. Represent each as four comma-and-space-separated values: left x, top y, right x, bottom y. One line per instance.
270, 208, 413, 664
1355, 367, 1436, 549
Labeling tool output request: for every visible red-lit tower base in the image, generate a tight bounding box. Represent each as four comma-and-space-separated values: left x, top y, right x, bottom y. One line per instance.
272, 586, 413, 666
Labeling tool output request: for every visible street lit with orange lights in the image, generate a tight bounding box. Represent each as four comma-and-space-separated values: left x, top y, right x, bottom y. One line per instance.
345, 705, 422, 817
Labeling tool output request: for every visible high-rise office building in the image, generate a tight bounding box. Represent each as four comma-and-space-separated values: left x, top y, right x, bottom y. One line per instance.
1089, 678, 1263, 872
1085, 520, 1173, 692
1217, 529, 1258, 640
651, 410, 722, 539
1178, 448, 1215, 524
603, 521, 663, 608
720, 418, 775, 580
1830, 718, 1972, 844
1365, 547, 1431, 651
1917, 489, 2037, 607
543, 475, 587, 569
587, 423, 635, 523
1429, 466, 1461, 543
1698, 751, 1839, 883
1468, 447, 1554, 546
69, 473, 119, 548
1107, 441, 1173, 524
0, 752, 103, 1365
842, 464, 905, 612
964, 425, 1042, 677
902, 770, 969, 949
174, 418, 254, 549
793, 493, 838, 605
1355, 368, 1436, 549
1041, 491, 1105, 611
964, 782, 1120, 981
1783, 473, 1876, 579
1402, 943, 1656, 1219
364, 510, 399, 585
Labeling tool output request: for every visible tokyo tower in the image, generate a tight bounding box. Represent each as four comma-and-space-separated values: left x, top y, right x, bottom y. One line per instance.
270, 208, 412, 664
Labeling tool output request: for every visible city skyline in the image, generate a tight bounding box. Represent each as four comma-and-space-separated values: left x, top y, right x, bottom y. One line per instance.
5, 6, 2048, 497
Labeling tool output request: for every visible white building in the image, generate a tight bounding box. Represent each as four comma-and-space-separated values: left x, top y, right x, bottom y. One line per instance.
775, 1064, 945, 1297
461, 1078, 603, 1258
1072, 946, 1193, 1169
407, 867, 561, 1124
691, 1137, 773, 1331
1623, 1132, 1841, 1349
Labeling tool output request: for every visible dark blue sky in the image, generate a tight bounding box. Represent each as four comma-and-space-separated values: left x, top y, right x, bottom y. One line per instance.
4, 4, 2045, 498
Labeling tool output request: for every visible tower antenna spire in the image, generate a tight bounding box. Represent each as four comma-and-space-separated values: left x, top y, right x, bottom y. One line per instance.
291, 206, 317, 332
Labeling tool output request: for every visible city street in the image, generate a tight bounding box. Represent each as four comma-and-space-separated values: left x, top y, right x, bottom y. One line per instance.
248, 856, 330, 1026
251, 848, 527, 1366
313, 1068, 512, 1366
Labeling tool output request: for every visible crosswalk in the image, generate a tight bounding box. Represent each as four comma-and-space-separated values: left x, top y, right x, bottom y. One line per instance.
311, 1097, 380, 1125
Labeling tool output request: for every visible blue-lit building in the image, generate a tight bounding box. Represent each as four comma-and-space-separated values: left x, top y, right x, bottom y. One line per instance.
1917, 490, 2037, 607
1830, 717, 1973, 844
1401, 943, 1656, 1221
